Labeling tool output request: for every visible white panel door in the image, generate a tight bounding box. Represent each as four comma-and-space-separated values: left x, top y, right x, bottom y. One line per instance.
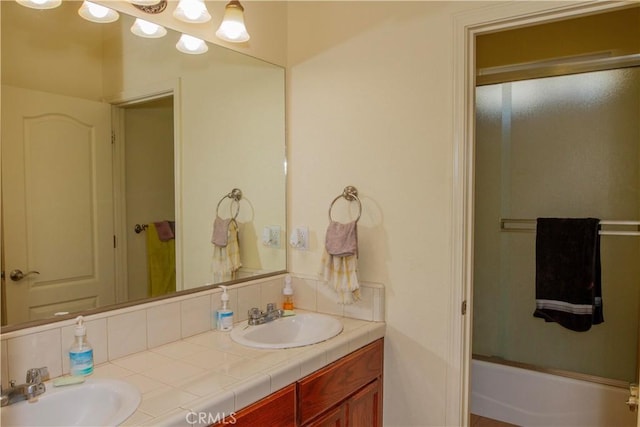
2, 85, 115, 324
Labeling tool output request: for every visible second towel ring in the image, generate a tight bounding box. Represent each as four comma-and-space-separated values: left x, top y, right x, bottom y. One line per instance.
216, 188, 242, 220
328, 186, 362, 222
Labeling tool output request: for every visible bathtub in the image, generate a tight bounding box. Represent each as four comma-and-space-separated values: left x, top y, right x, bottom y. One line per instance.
471, 359, 636, 426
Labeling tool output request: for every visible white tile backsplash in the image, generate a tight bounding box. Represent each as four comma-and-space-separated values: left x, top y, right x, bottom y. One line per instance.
292, 276, 316, 311
0, 274, 384, 384
236, 286, 260, 322
343, 285, 374, 321
260, 278, 285, 309
7, 328, 63, 380
108, 310, 148, 359
147, 302, 181, 349
316, 281, 345, 316
180, 295, 211, 338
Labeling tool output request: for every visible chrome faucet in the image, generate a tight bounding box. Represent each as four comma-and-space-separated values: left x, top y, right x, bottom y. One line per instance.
248, 303, 284, 325
1, 367, 49, 407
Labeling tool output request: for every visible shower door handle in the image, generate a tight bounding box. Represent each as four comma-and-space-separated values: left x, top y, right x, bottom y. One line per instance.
626, 384, 638, 412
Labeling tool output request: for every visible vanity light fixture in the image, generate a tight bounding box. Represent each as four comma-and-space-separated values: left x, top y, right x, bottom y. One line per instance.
130, 0, 167, 15
216, 0, 250, 43
131, 18, 167, 38
16, 0, 61, 9
78, 1, 119, 23
173, 0, 211, 24
176, 34, 209, 55
129, 0, 163, 5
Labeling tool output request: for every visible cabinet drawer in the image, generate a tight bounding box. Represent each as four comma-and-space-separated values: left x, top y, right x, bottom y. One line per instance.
297, 339, 383, 425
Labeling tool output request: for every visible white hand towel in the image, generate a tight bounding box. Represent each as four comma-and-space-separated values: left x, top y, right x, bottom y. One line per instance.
321, 220, 360, 304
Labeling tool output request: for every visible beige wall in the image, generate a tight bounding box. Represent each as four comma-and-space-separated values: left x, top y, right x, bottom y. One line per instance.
286, 2, 640, 424
286, 2, 492, 425
1, 1, 105, 100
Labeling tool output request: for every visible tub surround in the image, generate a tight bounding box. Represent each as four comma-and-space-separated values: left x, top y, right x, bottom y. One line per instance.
0, 274, 385, 426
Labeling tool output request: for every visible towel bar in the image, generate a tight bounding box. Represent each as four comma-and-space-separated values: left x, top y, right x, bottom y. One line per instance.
216, 188, 242, 220
500, 218, 640, 236
328, 186, 362, 223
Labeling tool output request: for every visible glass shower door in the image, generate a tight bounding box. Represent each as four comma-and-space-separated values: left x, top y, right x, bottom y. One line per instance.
473, 66, 640, 383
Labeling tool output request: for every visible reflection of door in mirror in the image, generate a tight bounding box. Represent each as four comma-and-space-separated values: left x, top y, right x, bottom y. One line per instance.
1, 89, 177, 326
2, 86, 115, 325
119, 97, 176, 302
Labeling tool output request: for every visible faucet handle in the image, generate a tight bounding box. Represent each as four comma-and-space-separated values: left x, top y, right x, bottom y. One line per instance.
248, 307, 262, 319
266, 303, 275, 313
26, 367, 49, 384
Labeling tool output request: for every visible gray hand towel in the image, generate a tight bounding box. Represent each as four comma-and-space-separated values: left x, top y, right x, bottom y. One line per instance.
325, 220, 358, 257
212, 216, 232, 247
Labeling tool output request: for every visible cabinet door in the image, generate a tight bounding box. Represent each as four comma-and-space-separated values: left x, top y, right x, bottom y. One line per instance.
347, 379, 382, 427
297, 339, 383, 425
305, 405, 346, 427
212, 384, 295, 427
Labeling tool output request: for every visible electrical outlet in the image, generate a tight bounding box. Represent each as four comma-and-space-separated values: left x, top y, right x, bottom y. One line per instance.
262, 226, 280, 247
290, 226, 309, 250
269, 226, 280, 248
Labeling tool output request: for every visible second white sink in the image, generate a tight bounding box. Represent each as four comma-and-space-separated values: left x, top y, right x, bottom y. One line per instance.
230, 312, 343, 349
0, 378, 140, 427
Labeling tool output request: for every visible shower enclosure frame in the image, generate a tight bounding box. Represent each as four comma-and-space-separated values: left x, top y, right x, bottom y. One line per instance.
449, 1, 640, 425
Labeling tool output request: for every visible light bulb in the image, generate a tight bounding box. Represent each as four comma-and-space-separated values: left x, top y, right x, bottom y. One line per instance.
88, 3, 108, 18
130, 0, 161, 5
78, 1, 119, 23
216, 1, 250, 43
16, 0, 61, 9
176, 34, 208, 55
173, 0, 211, 23
131, 18, 167, 38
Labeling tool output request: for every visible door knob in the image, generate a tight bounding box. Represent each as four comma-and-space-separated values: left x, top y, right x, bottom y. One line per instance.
9, 269, 40, 282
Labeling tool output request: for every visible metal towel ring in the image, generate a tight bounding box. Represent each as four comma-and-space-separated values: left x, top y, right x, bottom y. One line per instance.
216, 188, 242, 220
328, 186, 362, 222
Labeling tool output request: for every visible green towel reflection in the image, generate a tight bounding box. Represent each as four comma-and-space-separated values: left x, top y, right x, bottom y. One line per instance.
146, 223, 176, 297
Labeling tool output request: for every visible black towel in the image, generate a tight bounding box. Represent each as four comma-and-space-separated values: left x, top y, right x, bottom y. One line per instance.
533, 218, 603, 332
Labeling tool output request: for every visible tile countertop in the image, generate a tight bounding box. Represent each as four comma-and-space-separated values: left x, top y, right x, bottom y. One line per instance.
77, 313, 385, 427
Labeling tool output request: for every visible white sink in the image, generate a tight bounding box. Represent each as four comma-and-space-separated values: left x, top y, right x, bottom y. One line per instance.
231, 312, 343, 349
1, 378, 140, 427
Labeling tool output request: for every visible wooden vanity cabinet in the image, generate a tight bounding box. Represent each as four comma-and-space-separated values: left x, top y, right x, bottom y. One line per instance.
213, 339, 383, 427
297, 339, 383, 426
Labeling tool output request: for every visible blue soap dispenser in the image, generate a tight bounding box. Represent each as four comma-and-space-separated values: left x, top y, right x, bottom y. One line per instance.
69, 316, 93, 376
216, 286, 234, 331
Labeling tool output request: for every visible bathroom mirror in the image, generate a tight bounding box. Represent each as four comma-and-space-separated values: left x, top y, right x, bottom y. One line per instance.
1, 1, 286, 330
